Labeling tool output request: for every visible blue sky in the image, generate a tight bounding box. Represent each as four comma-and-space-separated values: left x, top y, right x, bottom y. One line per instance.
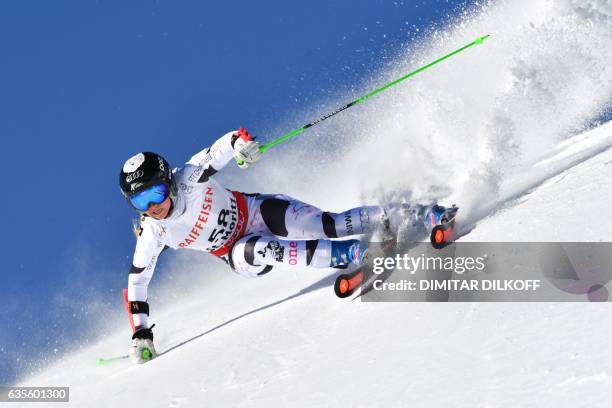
0, 0, 474, 384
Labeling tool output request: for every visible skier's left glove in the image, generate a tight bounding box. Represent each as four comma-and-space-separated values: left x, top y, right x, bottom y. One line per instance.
129, 324, 157, 364
232, 128, 261, 168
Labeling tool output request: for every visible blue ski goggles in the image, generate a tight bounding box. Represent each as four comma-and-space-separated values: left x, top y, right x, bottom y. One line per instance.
129, 183, 170, 211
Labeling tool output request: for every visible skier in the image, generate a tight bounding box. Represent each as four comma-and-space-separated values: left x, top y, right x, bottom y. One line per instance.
119, 128, 452, 363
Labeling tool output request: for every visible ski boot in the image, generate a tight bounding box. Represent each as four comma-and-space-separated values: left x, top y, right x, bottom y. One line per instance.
330, 239, 368, 267
383, 202, 447, 240
423, 204, 459, 249
331, 240, 369, 298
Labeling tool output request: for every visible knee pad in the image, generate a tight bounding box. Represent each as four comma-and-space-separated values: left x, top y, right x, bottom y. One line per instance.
230, 235, 274, 277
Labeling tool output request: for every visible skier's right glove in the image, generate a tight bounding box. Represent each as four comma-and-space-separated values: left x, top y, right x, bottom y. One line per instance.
129, 324, 157, 364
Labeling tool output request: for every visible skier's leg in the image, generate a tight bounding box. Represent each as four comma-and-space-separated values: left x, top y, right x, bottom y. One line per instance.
222, 246, 273, 278
229, 234, 367, 274
247, 194, 387, 240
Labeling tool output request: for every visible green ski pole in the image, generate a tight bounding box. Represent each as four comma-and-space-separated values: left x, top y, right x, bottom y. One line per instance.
95, 354, 129, 366
236, 34, 490, 164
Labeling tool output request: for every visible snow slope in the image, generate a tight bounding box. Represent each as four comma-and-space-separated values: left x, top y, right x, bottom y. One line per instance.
19, 0, 612, 406
21, 122, 612, 408
466, 122, 612, 241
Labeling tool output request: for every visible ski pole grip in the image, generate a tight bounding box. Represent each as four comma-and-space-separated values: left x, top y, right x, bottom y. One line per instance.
234, 144, 266, 165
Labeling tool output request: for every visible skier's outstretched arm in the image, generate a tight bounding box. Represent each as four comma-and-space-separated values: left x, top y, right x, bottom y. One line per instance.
127, 223, 165, 363
187, 128, 261, 177
127, 225, 165, 330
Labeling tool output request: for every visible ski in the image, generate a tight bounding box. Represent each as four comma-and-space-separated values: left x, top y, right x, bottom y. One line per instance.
334, 268, 365, 298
